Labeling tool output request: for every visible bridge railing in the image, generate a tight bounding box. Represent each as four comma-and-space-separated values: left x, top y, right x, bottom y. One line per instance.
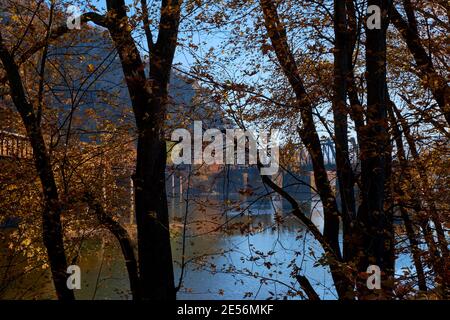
299, 138, 359, 170
0, 130, 33, 159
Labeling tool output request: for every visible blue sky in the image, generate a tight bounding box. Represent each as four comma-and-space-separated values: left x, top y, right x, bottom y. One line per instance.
77, 0, 220, 68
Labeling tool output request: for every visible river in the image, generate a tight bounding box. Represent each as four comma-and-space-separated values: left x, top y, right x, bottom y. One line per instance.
0, 192, 411, 300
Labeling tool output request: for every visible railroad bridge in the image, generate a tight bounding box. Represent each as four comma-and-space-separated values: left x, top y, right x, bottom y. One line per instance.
1, 130, 360, 224
297, 137, 359, 172
1, 130, 359, 171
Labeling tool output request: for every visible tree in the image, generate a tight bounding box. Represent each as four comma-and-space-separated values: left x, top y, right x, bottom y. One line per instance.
182, 0, 448, 299
86, 0, 182, 300
1, 0, 448, 300
0, 25, 75, 300
391, 0, 449, 125
0, 1, 139, 299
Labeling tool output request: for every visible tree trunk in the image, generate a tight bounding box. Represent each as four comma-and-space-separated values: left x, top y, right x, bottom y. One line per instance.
259, 0, 354, 299
332, 0, 357, 266
83, 191, 141, 300
387, 104, 427, 292
135, 111, 175, 300
356, 0, 394, 298
104, 0, 181, 300
0, 33, 74, 300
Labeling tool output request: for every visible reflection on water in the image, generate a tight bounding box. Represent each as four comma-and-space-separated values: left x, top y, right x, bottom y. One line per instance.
170, 195, 333, 300
69, 194, 337, 300
0, 192, 411, 300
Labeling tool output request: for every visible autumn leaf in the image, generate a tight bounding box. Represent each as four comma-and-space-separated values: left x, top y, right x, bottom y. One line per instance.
87, 64, 95, 73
